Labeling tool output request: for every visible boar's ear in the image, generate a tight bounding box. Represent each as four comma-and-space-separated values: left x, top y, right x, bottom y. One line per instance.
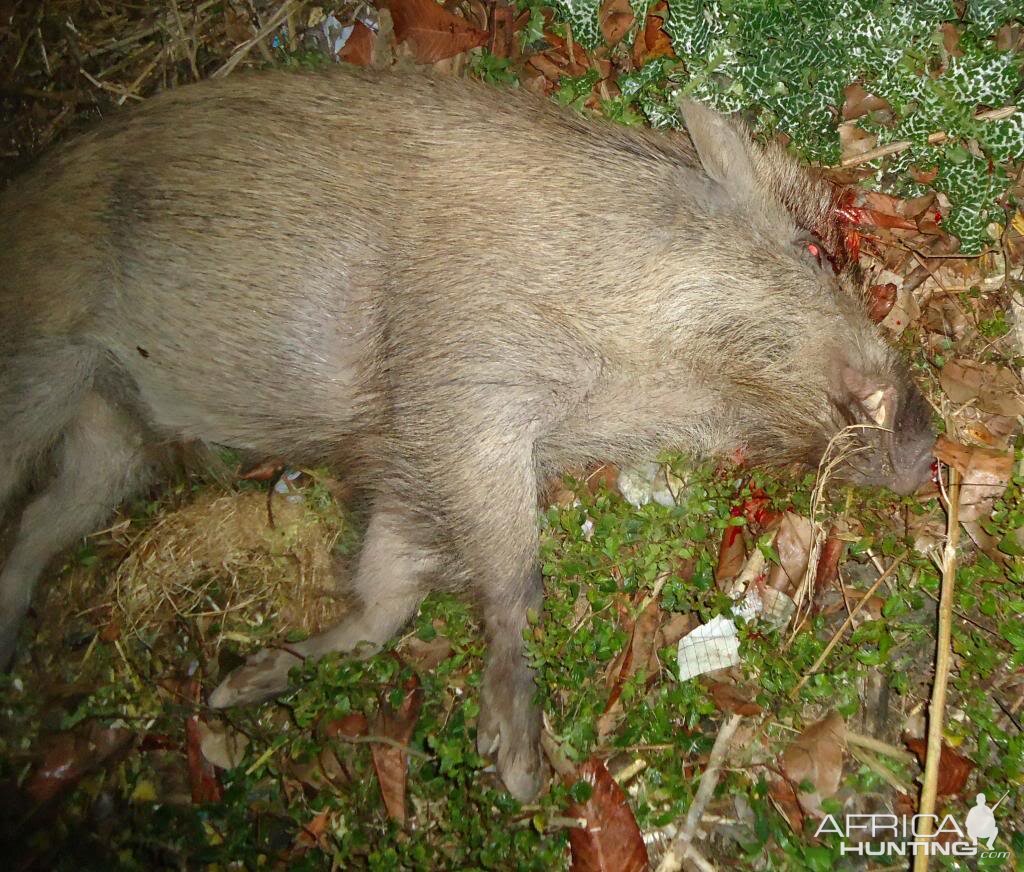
677, 98, 757, 195
840, 366, 897, 429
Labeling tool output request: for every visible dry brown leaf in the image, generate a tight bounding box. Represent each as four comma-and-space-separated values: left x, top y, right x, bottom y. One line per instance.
880, 277, 920, 338
715, 522, 747, 584
963, 413, 1018, 450
323, 711, 370, 739
934, 436, 1013, 522
585, 462, 621, 495
709, 681, 763, 716
902, 192, 938, 222
597, 595, 664, 738
489, 1, 515, 58
339, 20, 375, 67
866, 282, 897, 323
380, 0, 488, 64
632, 2, 674, 65
287, 747, 349, 791
567, 758, 648, 872
767, 512, 812, 595
939, 21, 962, 55
223, 5, 254, 45
25, 724, 133, 804
543, 462, 620, 507
292, 809, 333, 855
768, 774, 805, 832
400, 633, 453, 671
196, 719, 249, 770
779, 711, 846, 816
237, 457, 285, 481
911, 165, 941, 185
600, 0, 634, 46
839, 122, 878, 163
370, 672, 423, 826
841, 83, 891, 121
185, 715, 224, 803
812, 530, 845, 601
657, 611, 695, 649
939, 359, 1024, 418
527, 51, 567, 86
904, 737, 974, 796
862, 191, 915, 219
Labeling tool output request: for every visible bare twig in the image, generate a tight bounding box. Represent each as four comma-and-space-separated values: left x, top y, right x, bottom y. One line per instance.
167, 0, 200, 81
212, 0, 294, 79
789, 555, 906, 699
539, 726, 576, 778
844, 730, 916, 765
912, 465, 960, 872
332, 733, 432, 759
849, 744, 912, 794
839, 106, 1018, 168
655, 713, 743, 872
78, 68, 146, 101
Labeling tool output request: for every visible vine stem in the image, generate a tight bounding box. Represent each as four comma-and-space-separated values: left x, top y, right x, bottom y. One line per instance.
838, 105, 1017, 168
912, 465, 961, 872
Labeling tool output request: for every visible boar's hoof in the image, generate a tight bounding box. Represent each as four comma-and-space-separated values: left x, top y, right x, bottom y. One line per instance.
477, 698, 546, 802
209, 646, 304, 708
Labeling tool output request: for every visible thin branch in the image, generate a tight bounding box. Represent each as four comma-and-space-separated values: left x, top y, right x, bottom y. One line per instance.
789, 555, 906, 699
655, 713, 743, 872
212, 0, 294, 79
912, 465, 960, 872
845, 730, 916, 765
839, 106, 1018, 168
332, 733, 432, 759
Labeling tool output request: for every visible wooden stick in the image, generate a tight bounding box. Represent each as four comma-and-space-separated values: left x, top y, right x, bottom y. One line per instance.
845, 730, 916, 765
839, 106, 1018, 168
788, 555, 905, 699
656, 713, 743, 872
212, 0, 294, 80
912, 466, 961, 872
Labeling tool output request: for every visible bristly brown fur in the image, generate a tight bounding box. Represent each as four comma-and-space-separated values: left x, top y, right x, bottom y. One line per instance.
0, 67, 934, 800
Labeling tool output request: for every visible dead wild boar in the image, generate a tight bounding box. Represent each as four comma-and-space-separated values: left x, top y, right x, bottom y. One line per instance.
0, 67, 934, 800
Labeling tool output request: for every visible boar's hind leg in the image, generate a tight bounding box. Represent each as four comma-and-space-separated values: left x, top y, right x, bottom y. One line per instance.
0, 345, 97, 521
476, 562, 545, 803
209, 503, 436, 708
0, 392, 150, 667
438, 434, 545, 803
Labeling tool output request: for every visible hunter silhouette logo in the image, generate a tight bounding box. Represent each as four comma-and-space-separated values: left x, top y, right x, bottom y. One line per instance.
815, 791, 1009, 859
965, 794, 998, 850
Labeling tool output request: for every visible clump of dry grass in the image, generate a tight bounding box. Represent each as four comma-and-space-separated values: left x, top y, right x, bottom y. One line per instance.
108, 488, 350, 644
0, 1, 345, 176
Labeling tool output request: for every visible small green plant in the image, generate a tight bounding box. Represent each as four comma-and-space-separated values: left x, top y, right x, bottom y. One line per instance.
526, 0, 1023, 254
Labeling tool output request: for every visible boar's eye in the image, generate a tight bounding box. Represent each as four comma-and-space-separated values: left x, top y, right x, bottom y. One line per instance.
796, 235, 833, 274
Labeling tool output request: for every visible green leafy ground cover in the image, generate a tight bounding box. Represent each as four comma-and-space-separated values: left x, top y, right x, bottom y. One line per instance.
2, 454, 1023, 868
538, 0, 1024, 252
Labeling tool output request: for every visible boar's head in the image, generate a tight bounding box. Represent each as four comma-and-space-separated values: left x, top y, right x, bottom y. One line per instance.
675, 99, 935, 495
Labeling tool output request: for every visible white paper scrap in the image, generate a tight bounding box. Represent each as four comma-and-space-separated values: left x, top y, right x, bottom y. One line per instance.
676, 586, 795, 681
676, 596, 758, 681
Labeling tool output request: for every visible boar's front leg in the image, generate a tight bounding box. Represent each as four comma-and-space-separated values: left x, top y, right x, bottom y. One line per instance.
209, 502, 437, 707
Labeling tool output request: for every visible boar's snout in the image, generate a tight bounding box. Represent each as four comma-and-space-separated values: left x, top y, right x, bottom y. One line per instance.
889, 438, 936, 496
887, 380, 937, 495
830, 364, 936, 496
